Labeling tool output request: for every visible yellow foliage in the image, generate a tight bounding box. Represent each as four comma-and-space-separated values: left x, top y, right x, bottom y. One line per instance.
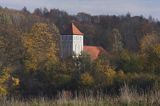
94, 59, 117, 85
104, 68, 116, 85
22, 23, 59, 71
153, 44, 160, 56
11, 77, 20, 87
140, 33, 159, 53
81, 72, 94, 87
0, 67, 10, 83
104, 68, 116, 78
0, 87, 7, 95
0, 67, 12, 95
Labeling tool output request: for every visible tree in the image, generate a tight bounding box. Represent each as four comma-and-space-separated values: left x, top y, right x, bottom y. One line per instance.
144, 44, 160, 73
140, 33, 160, 53
0, 67, 10, 95
18, 23, 60, 96
43, 8, 49, 16
33, 8, 43, 16
78, 52, 92, 73
77, 12, 92, 23
21, 7, 30, 14
80, 72, 94, 87
0, 23, 23, 96
0, 66, 20, 95
111, 28, 123, 53
113, 50, 143, 72
0, 25, 24, 67
93, 58, 116, 88
140, 33, 160, 73
22, 23, 59, 71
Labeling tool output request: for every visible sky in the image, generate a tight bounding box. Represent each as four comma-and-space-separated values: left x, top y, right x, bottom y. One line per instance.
1, 0, 160, 20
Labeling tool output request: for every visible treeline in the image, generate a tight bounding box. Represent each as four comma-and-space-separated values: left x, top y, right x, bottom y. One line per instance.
0, 7, 159, 97
1, 7, 160, 51
31, 8, 160, 52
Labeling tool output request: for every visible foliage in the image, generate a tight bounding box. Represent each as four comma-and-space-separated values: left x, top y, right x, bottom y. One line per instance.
22, 23, 59, 71
0, 24, 24, 67
80, 72, 94, 87
140, 33, 160, 53
113, 50, 144, 72
111, 28, 124, 52
143, 44, 160, 73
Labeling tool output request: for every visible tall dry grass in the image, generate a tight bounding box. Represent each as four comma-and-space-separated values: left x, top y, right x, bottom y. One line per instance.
0, 85, 159, 106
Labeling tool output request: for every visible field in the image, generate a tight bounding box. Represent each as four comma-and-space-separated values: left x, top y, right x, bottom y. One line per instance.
0, 85, 159, 106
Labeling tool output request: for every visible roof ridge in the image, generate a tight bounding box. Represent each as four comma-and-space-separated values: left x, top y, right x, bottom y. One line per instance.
71, 23, 83, 35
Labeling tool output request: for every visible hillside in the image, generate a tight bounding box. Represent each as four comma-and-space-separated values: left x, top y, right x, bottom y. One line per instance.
0, 7, 160, 99
37, 9, 160, 52
1, 7, 160, 52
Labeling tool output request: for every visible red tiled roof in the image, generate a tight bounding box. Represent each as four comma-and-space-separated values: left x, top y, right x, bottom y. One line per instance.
84, 46, 111, 60
83, 46, 101, 60
62, 23, 83, 35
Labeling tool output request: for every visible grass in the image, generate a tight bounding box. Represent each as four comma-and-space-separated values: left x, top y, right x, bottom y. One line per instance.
0, 85, 159, 106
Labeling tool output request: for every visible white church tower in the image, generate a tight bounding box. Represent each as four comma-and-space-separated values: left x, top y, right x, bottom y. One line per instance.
60, 23, 84, 58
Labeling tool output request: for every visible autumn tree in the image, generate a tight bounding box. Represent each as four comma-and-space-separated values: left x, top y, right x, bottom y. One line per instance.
18, 23, 60, 96
80, 72, 94, 88
22, 23, 59, 71
140, 33, 160, 73
0, 25, 23, 95
140, 33, 160, 53
93, 58, 116, 88
143, 44, 160, 73
0, 25, 24, 67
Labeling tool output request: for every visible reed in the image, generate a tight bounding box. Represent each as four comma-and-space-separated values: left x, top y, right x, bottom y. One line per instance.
0, 85, 159, 106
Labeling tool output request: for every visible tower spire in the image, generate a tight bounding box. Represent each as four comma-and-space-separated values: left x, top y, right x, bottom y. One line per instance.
71, 23, 83, 35
63, 22, 83, 35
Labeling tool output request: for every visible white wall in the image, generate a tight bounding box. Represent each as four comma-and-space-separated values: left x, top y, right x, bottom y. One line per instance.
60, 35, 83, 58
73, 35, 83, 56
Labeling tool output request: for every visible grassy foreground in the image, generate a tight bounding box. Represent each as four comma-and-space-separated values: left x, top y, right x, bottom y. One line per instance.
0, 86, 159, 106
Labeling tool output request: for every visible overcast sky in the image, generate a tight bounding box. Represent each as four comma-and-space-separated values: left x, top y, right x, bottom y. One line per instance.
1, 0, 160, 20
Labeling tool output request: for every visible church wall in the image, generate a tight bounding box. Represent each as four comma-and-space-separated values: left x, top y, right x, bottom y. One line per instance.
73, 35, 83, 56
60, 35, 73, 58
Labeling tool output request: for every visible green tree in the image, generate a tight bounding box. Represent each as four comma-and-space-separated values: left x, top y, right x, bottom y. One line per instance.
112, 28, 123, 53
114, 50, 143, 72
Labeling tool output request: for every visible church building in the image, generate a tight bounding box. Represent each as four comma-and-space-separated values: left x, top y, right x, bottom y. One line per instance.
60, 23, 108, 60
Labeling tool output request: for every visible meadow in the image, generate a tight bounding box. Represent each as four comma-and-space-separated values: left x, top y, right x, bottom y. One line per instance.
0, 85, 159, 106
